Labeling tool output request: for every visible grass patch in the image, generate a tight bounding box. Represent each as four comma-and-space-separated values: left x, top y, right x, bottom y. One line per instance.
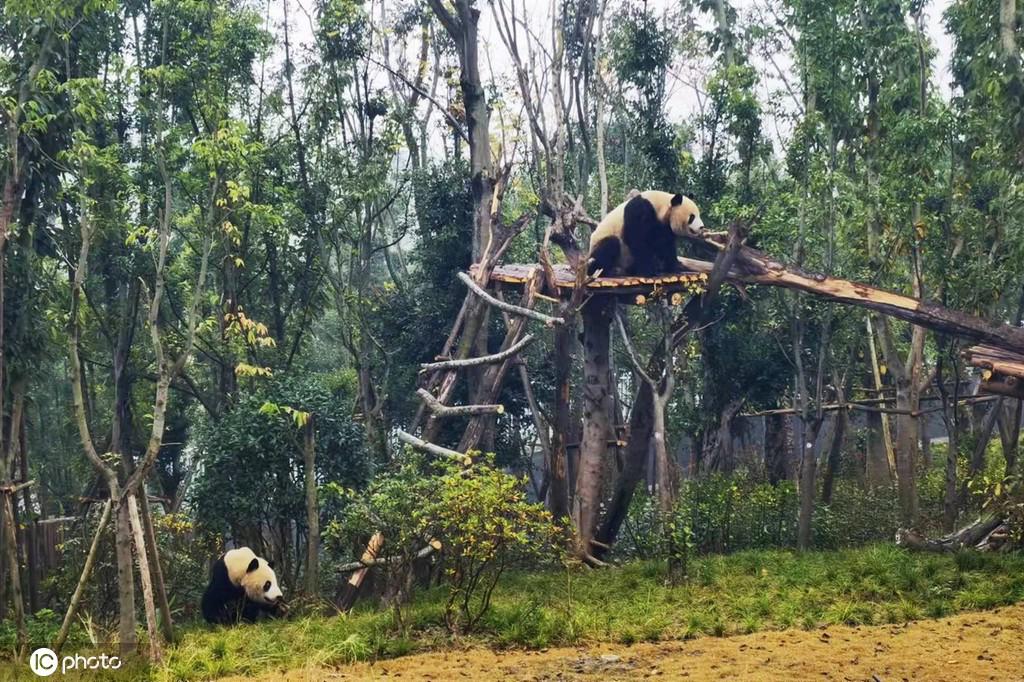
144, 544, 1024, 680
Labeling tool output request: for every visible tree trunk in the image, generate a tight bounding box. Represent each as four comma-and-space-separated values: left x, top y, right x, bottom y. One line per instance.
17, 413, 40, 613
893, 380, 921, 526
652, 391, 675, 513
821, 408, 848, 505
998, 400, 1021, 475
944, 412, 960, 532
2, 492, 26, 659
114, 498, 137, 656
969, 398, 1002, 480
303, 417, 319, 595
594, 381, 655, 557
127, 494, 161, 662
572, 296, 613, 556
138, 492, 173, 643
797, 418, 823, 550
1000, 0, 1017, 58
547, 308, 575, 523
764, 413, 791, 484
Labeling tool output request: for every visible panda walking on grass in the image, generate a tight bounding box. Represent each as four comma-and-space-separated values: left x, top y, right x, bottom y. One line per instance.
201, 547, 286, 625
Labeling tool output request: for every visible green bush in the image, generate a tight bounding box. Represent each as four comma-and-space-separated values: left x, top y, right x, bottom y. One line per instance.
431, 457, 561, 633
324, 453, 562, 634
619, 474, 918, 559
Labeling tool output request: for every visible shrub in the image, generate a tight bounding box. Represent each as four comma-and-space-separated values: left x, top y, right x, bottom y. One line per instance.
323, 455, 435, 630
324, 453, 562, 634
430, 457, 561, 633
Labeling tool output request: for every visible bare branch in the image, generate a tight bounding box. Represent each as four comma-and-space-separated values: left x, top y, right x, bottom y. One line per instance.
420, 334, 536, 372
458, 271, 564, 326
396, 429, 471, 464
416, 388, 505, 417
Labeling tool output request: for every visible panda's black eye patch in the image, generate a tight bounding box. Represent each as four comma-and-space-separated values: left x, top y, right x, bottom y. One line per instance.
688, 214, 695, 225
264, 581, 271, 592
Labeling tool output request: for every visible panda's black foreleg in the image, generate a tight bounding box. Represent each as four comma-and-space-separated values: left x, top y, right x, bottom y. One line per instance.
588, 236, 621, 276
659, 238, 685, 273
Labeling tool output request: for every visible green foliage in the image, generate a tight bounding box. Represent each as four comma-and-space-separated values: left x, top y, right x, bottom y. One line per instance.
192, 374, 368, 549
431, 457, 561, 633
323, 454, 435, 628
618, 473, 926, 559
325, 453, 561, 634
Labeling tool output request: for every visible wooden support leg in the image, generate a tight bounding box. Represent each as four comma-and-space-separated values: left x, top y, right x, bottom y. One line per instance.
572, 296, 614, 558
55, 499, 112, 653
339, 532, 384, 612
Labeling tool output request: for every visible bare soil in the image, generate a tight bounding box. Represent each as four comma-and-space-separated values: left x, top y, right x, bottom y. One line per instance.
222, 604, 1024, 681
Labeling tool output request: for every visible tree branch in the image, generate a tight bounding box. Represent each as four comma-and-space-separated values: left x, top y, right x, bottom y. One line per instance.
458, 271, 563, 326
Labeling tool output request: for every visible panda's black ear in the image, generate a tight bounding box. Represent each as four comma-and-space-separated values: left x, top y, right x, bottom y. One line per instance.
671, 193, 684, 206
267, 560, 275, 569
246, 558, 260, 573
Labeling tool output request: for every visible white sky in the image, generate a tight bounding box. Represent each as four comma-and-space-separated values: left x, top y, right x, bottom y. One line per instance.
271, 0, 958, 153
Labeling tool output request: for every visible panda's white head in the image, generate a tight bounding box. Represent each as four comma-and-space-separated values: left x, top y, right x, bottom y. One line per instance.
667, 193, 704, 237
224, 547, 284, 606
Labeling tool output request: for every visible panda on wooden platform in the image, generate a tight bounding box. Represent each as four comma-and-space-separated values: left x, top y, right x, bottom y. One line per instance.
587, 190, 705, 277
201, 547, 285, 624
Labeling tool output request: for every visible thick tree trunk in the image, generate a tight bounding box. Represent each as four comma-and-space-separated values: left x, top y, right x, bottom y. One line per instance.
594, 381, 654, 557
138, 492, 173, 643
572, 297, 613, 556
998, 400, 1021, 475
547, 309, 575, 523
969, 398, 1002, 480
652, 392, 675, 513
897, 514, 1004, 552
893, 381, 921, 526
821, 409, 848, 505
17, 415, 40, 613
1000, 0, 1017, 57
303, 417, 319, 594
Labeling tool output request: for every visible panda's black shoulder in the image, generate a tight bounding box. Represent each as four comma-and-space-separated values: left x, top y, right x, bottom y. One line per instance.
206, 555, 242, 594
623, 194, 658, 220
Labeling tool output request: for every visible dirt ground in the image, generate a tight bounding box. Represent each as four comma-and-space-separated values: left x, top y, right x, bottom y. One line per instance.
223, 604, 1024, 681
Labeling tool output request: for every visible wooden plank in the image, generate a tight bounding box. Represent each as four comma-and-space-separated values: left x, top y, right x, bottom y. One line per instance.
479, 252, 1024, 354
479, 263, 708, 298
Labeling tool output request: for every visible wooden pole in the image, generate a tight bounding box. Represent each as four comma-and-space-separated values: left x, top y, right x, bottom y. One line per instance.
127, 494, 162, 662
572, 295, 614, 560
2, 491, 26, 660
866, 316, 897, 479
303, 416, 319, 595
339, 531, 384, 611
54, 499, 112, 653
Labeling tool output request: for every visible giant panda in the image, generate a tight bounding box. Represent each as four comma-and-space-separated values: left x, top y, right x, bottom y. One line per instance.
587, 190, 705, 277
201, 547, 285, 624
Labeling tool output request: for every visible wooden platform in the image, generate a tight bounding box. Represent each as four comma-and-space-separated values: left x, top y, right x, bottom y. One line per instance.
964, 345, 1024, 399
476, 263, 708, 299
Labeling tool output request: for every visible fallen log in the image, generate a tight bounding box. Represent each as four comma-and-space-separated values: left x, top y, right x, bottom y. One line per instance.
896, 515, 1006, 552
678, 246, 1024, 355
